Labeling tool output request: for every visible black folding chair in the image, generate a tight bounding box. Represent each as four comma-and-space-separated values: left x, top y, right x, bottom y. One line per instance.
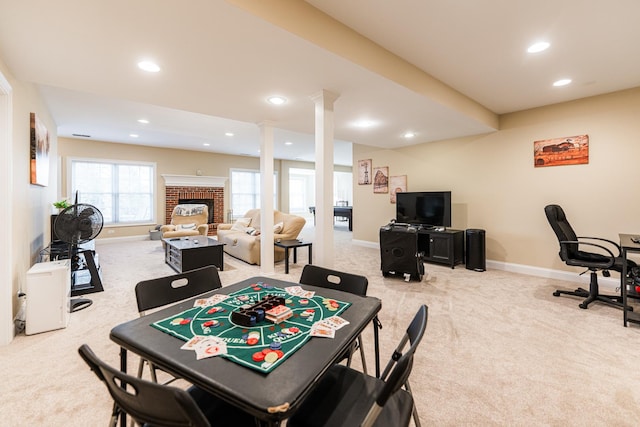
78, 344, 256, 427
135, 265, 222, 383
288, 305, 428, 427
299, 264, 380, 375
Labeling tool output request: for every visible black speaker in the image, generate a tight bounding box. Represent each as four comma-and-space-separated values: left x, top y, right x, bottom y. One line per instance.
380, 226, 424, 281
465, 228, 486, 271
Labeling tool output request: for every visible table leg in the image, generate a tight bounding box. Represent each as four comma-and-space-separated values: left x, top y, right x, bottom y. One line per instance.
623, 247, 628, 327
284, 248, 290, 274
119, 347, 128, 426
308, 245, 312, 265
293, 247, 298, 264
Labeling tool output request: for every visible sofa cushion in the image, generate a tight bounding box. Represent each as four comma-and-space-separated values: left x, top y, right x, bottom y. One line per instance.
231, 217, 251, 231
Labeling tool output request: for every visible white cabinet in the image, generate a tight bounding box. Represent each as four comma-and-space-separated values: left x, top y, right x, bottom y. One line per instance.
25, 260, 71, 335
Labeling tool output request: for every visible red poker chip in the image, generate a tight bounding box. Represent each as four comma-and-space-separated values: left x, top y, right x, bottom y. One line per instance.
262, 348, 273, 355
246, 337, 259, 345
275, 350, 284, 359
252, 352, 265, 362
330, 301, 339, 308
207, 308, 217, 314
289, 327, 299, 333
179, 319, 191, 325
203, 321, 214, 327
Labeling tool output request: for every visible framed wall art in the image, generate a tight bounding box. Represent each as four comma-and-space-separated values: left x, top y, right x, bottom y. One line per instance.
389, 175, 407, 204
373, 166, 389, 193
30, 112, 50, 186
533, 134, 589, 168
357, 159, 372, 185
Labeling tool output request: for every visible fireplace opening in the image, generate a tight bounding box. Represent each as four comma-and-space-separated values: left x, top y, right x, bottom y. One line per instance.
179, 199, 215, 224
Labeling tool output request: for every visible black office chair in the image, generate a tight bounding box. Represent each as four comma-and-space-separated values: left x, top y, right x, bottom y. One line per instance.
544, 204, 637, 310
135, 265, 222, 383
78, 344, 257, 427
299, 264, 378, 375
288, 305, 428, 427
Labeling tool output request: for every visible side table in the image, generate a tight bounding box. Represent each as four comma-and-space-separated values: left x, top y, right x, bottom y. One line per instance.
274, 239, 313, 274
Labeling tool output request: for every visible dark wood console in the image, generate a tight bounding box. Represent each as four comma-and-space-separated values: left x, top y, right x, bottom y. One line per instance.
417, 228, 465, 268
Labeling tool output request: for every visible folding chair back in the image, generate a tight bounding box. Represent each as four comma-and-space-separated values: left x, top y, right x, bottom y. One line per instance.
135, 265, 222, 315
78, 344, 211, 427
299, 264, 368, 296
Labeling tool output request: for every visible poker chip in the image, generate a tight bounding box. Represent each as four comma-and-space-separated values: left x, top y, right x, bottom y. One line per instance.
269, 341, 282, 350
275, 350, 284, 359
262, 348, 273, 355
252, 351, 265, 362
264, 352, 278, 363
289, 327, 300, 333
179, 318, 191, 325
207, 307, 217, 314
299, 299, 309, 305
203, 320, 214, 327
248, 331, 260, 338
252, 287, 261, 291
170, 317, 184, 325
246, 337, 259, 345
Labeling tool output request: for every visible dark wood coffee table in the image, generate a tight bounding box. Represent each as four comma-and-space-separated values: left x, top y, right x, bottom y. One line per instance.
164, 235, 225, 273
274, 239, 313, 274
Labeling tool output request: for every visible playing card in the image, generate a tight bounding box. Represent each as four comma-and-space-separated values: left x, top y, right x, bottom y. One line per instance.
181, 335, 207, 350
310, 324, 335, 338
322, 316, 350, 330
194, 337, 227, 360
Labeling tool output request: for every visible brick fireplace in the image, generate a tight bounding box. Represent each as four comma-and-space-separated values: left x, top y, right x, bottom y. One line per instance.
162, 175, 227, 236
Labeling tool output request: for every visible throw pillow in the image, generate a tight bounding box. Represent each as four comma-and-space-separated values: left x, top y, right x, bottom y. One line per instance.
231, 217, 251, 232
178, 223, 196, 230
273, 222, 284, 234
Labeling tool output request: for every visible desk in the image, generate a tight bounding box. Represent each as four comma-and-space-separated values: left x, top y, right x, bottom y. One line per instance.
110, 276, 381, 425
619, 233, 640, 327
274, 239, 312, 274
309, 206, 353, 231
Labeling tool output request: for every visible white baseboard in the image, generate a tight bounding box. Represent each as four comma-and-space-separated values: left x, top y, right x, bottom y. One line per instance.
352, 239, 621, 291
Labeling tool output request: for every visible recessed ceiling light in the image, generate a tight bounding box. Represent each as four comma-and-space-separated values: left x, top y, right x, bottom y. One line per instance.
225, 132, 234, 137
129, 133, 139, 138
284, 141, 293, 145
527, 42, 550, 53
267, 96, 287, 105
354, 119, 377, 128
203, 143, 210, 147
137, 119, 149, 124
553, 78, 572, 87
403, 132, 415, 139
137, 60, 160, 72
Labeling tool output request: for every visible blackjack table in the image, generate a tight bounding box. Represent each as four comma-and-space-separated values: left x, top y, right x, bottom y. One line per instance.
110, 276, 381, 425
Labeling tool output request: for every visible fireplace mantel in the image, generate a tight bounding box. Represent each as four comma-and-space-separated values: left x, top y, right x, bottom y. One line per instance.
162, 174, 226, 187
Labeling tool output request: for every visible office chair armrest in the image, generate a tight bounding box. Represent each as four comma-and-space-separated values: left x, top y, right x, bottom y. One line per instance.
560, 239, 616, 270
576, 236, 622, 255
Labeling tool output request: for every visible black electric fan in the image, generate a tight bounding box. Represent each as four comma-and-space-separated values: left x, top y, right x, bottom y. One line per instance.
54, 194, 104, 312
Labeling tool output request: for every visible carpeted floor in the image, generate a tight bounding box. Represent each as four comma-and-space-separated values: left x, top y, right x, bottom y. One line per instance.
2, 224, 640, 426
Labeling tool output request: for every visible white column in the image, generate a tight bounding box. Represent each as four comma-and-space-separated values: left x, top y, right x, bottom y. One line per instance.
310, 90, 340, 268
0, 72, 12, 345
258, 121, 275, 275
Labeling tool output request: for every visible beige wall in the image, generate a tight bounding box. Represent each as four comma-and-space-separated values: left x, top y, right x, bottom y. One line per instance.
1, 59, 59, 333
56, 139, 350, 239
353, 87, 640, 274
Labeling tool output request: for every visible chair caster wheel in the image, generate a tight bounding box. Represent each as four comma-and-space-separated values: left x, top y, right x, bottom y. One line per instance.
553, 291, 560, 297
579, 303, 588, 309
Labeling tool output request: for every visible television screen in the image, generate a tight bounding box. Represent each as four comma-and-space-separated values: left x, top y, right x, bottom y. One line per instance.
396, 191, 451, 227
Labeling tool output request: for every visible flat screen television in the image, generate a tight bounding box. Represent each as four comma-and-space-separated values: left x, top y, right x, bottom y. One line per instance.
396, 191, 452, 227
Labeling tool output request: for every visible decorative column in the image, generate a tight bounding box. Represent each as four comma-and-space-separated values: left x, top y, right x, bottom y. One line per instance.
310, 90, 340, 268
258, 121, 275, 275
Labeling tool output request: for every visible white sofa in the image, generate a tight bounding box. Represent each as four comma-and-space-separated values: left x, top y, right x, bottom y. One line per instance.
216, 209, 306, 265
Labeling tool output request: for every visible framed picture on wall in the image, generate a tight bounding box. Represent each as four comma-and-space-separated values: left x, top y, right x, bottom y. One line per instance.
358, 159, 372, 185
30, 112, 50, 186
389, 175, 407, 204
373, 166, 389, 193
533, 134, 589, 168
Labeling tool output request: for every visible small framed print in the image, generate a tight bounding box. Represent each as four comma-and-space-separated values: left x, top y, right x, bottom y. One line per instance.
389, 175, 407, 204
373, 166, 389, 193
30, 112, 50, 186
358, 159, 372, 185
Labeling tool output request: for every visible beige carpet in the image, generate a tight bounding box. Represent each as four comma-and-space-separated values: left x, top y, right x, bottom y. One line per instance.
3, 225, 640, 426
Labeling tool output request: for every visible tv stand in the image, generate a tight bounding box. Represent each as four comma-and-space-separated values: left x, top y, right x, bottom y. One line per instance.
382, 223, 464, 269
418, 228, 464, 268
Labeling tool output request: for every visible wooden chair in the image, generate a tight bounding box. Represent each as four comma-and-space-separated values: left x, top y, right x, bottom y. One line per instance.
78, 344, 256, 427
299, 264, 378, 375
288, 305, 428, 427
135, 265, 222, 383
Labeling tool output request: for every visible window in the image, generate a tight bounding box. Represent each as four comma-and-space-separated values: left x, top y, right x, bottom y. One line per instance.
69, 158, 155, 225
230, 169, 277, 219
288, 168, 352, 218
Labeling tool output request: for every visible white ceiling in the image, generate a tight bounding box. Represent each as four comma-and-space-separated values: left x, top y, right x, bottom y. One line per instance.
1, 0, 639, 166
